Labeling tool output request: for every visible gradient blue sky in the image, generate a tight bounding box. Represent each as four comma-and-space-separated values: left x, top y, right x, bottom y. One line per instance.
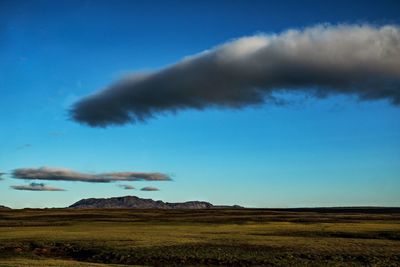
1, 0, 399, 208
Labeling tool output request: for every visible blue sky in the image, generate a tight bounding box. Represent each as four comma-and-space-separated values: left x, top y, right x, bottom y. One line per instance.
1, 0, 399, 208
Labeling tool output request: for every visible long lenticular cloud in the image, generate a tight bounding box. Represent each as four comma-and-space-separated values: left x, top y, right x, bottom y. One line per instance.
12, 167, 171, 183
70, 24, 400, 127
141, 186, 159, 191
11, 182, 65, 191
101, 172, 171, 181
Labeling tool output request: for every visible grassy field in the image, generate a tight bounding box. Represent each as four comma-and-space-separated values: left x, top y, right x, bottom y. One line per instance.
0, 208, 399, 266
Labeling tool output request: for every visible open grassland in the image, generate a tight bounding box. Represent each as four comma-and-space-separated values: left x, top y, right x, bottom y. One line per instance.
0, 208, 399, 266
0, 258, 133, 267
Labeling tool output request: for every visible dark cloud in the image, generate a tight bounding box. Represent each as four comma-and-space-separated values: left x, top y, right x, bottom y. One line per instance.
12, 167, 110, 183
12, 167, 171, 183
0, 172, 5, 180
141, 186, 159, 191
11, 182, 65, 191
70, 24, 400, 127
118, 184, 135, 190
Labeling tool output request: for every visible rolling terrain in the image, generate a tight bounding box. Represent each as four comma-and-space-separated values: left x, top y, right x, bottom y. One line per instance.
0, 206, 399, 266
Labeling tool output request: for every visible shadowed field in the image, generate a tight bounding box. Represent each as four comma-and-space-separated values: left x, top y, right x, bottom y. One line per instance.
0, 208, 399, 266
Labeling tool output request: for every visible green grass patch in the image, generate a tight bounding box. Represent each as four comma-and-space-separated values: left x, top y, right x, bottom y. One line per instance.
0, 208, 399, 266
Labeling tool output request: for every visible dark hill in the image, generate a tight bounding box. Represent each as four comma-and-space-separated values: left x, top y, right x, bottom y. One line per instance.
0, 205, 10, 209
69, 196, 241, 209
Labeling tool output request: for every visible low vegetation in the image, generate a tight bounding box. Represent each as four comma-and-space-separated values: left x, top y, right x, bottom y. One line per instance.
0, 208, 399, 266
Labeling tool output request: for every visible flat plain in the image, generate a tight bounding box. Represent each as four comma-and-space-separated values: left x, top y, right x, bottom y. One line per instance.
0, 208, 399, 266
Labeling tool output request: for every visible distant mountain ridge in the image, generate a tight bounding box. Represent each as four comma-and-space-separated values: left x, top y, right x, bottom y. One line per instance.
0, 205, 10, 209
69, 196, 242, 209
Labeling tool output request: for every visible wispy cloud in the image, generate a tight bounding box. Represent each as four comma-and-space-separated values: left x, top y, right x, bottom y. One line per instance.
11, 182, 65, 191
118, 184, 135, 190
12, 167, 171, 183
70, 24, 400, 127
17, 144, 32, 150
49, 131, 64, 137
141, 186, 159, 191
